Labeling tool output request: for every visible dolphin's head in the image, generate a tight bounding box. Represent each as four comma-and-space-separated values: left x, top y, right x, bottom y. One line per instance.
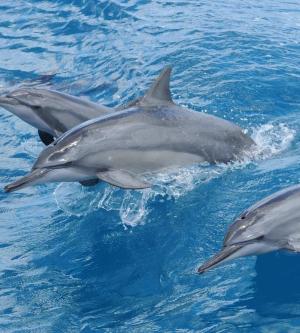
226, 186, 300, 247
197, 205, 275, 274
0, 93, 32, 119
32, 132, 79, 170
223, 206, 264, 247
198, 186, 300, 274
0, 88, 55, 135
31, 142, 68, 170
31, 145, 54, 170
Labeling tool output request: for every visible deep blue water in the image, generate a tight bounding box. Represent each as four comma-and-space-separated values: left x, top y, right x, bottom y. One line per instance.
0, 0, 300, 332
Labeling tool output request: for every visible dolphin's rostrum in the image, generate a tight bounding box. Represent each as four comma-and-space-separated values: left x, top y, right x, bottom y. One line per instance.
4, 66, 255, 192
198, 184, 300, 274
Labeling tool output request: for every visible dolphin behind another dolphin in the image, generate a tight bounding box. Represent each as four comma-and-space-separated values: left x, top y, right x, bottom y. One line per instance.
0, 88, 114, 145
197, 184, 300, 274
0, 73, 147, 145
4, 66, 256, 193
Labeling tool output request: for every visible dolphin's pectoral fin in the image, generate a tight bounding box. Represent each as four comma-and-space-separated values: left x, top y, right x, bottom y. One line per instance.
97, 170, 151, 189
79, 179, 100, 187
38, 130, 55, 146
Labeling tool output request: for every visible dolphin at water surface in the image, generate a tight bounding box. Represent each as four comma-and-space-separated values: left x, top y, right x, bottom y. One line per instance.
4, 66, 256, 192
198, 184, 300, 274
0, 76, 148, 145
0, 88, 113, 145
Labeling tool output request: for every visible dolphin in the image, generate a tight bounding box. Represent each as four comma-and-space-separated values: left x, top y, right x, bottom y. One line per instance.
0, 88, 114, 145
4, 66, 256, 192
0, 76, 145, 145
197, 184, 300, 274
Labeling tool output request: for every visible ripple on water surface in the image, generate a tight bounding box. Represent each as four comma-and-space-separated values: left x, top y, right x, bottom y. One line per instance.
0, 0, 300, 332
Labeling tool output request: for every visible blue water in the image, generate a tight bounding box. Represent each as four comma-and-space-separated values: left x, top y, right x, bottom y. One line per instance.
0, 0, 300, 332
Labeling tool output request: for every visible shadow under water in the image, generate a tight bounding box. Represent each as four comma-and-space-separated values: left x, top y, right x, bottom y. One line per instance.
244, 252, 300, 319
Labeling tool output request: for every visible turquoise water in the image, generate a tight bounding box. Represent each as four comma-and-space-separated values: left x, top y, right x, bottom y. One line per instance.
0, 1, 300, 332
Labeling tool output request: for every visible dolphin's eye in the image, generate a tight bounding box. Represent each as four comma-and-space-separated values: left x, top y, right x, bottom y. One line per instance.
239, 211, 248, 220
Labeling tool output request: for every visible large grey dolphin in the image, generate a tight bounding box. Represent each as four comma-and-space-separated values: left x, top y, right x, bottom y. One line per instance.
198, 184, 300, 274
4, 66, 256, 192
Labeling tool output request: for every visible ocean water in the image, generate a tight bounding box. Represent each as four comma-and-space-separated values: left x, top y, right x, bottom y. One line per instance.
0, 0, 300, 332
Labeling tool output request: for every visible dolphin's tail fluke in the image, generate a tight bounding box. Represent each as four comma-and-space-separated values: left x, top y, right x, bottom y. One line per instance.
197, 244, 243, 274
4, 168, 49, 193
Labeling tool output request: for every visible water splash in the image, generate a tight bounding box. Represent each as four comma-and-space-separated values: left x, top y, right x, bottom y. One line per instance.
250, 123, 295, 160
54, 122, 295, 226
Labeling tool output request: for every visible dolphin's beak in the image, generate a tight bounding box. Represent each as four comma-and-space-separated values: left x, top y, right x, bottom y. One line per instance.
197, 244, 242, 274
4, 168, 50, 192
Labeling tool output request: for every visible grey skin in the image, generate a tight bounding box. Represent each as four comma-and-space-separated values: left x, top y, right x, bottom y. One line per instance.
0, 88, 113, 145
0, 76, 146, 145
4, 66, 256, 192
198, 184, 300, 274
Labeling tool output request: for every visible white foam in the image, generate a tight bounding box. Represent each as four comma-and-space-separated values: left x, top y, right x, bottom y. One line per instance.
54, 122, 295, 226
250, 123, 295, 160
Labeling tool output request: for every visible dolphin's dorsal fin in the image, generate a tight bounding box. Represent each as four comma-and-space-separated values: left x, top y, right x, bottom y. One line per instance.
141, 66, 173, 106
